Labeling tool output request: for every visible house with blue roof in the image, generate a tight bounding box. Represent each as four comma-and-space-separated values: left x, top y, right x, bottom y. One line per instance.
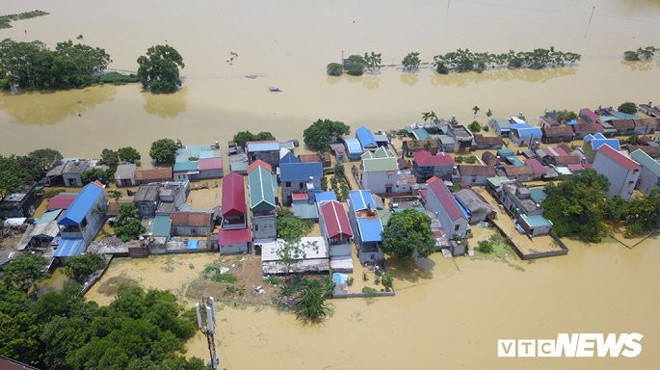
582, 133, 621, 163
489, 118, 512, 137
342, 137, 363, 160
347, 190, 384, 264
173, 143, 223, 181
509, 123, 543, 147
279, 148, 299, 164
56, 182, 107, 256
280, 162, 323, 205
356, 126, 378, 151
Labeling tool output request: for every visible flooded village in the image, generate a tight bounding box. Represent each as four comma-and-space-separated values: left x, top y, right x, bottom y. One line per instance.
1, 0, 660, 369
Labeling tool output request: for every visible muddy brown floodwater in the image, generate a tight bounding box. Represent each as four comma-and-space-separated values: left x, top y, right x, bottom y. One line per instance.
4, 0, 660, 368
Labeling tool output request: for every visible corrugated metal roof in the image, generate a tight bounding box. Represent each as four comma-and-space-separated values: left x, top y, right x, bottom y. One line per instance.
171, 211, 212, 227
413, 128, 431, 140
198, 157, 223, 171
591, 139, 620, 151
413, 151, 454, 166
356, 218, 383, 243
280, 162, 323, 181
343, 138, 363, 154
52, 237, 85, 257
173, 161, 198, 172
320, 201, 352, 239
292, 202, 319, 220
58, 183, 104, 226
597, 144, 639, 171
222, 172, 246, 217
218, 227, 252, 245
248, 166, 276, 211
151, 215, 172, 237
47, 193, 77, 210
37, 209, 62, 224
356, 126, 377, 148
314, 191, 337, 203
520, 214, 553, 228
247, 159, 272, 174
349, 190, 377, 211
280, 151, 300, 164
630, 149, 660, 177
247, 140, 280, 152
426, 177, 465, 221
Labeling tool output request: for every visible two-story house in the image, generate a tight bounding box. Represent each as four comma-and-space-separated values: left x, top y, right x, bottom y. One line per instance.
319, 200, 353, 272
280, 162, 323, 206
348, 190, 384, 264
218, 172, 251, 254
247, 140, 281, 170
412, 150, 455, 183
361, 147, 399, 194
55, 182, 107, 258
247, 160, 278, 240
592, 144, 640, 202
424, 177, 468, 240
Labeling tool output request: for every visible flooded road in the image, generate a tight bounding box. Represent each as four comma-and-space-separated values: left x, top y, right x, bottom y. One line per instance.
86, 236, 660, 369
1, 0, 659, 158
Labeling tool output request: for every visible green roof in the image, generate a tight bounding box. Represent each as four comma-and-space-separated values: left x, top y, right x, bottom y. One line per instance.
362, 147, 397, 172
530, 188, 547, 203
630, 149, 660, 177
520, 214, 553, 228
152, 215, 172, 237
248, 166, 276, 212
486, 176, 514, 189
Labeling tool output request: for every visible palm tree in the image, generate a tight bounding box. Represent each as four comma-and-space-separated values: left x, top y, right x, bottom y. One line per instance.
472, 106, 480, 120
421, 111, 438, 123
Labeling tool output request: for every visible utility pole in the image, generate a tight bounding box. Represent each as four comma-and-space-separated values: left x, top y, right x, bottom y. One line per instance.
196, 297, 219, 370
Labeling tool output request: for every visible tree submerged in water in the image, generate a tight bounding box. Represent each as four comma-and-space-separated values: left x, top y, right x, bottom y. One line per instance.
137, 44, 185, 94
432, 47, 580, 74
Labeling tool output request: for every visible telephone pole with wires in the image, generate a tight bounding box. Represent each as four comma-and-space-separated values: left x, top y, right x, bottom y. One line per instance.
196, 297, 219, 370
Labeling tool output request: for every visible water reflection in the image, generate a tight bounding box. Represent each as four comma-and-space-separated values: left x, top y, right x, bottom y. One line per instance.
430, 67, 577, 87
0, 86, 117, 125
142, 86, 188, 118
621, 60, 660, 71
362, 76, 380, 90
400, 72, 420, 86
326, 76, 341, 85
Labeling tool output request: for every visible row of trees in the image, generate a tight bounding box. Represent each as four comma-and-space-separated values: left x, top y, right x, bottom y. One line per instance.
543, 170, 659, 242
0, 10, 49, 29
0, 254, 205, 369
623, 46, 659, 61
0, 39, 184, 93
0, 148, 62, 197
232, 130, 275, 148
327, 47, 580, 76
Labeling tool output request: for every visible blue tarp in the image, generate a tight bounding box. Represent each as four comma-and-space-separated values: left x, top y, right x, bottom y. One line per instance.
58, 183, 104, 226
187, 240, 199, 250
52, 237, 85, 257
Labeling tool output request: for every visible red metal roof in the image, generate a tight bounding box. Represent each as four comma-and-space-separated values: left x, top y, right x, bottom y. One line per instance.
320, 200, 352, 239
292, 192, 308, 201
247, 160, 272, 174
47, 194, 77, 210
525, 159, 545, 175
198, 157, 223, 171
222, 172, 246, 217
413, 151, 455, 166
598, 144, 639, 171
426, 176, 464, 221
218, 227, 252, 245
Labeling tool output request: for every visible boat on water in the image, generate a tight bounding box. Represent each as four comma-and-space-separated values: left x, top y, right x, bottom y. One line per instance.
269, 86, 282, 92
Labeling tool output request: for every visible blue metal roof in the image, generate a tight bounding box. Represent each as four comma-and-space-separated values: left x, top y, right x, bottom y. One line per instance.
349, 190, 377, 211
280, 151, 300, 164
280, 162, 323, 181
506, 156, 524, 167
413, 128, 431, 140
315, 191, 337, 203
510, 123, 532, 129
357, 218, 383, 243
343, 138, 363, 154
454, 196, 472, 220
514, 127, 543, 137
591, 139, 620, 150
173, 161, 198, 172
356, 126, 377, 148
37, 209, 62, 225
58, 183, 104, 226
583, 133, 606, 143
53, 237, 85, 257
152, 215, 172, 237
498, 148, 514, 157
374, 134, 389, 143
247, 141, 280, 152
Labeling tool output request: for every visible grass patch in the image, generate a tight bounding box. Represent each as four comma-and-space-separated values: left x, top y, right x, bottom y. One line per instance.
361, 287, 379, 296
0, 10, 49, 29
211, 273, 238, 284
99, 72, 139, 85
264, 276, 284, 286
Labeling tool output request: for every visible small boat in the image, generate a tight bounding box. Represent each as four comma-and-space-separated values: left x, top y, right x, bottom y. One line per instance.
269, 86, 282, 92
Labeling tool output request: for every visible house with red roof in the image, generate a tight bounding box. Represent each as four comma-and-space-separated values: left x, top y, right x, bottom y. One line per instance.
524, 159, 546, 180
47, 193, 78, 210
218, 172, 251, 254
424, 177, 468, 240
319, 200, 354, 272
592, 144, 641, 202
412, 150, 455, 183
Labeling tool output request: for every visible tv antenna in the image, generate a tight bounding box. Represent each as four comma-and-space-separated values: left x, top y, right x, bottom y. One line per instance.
196, 297, 219, 370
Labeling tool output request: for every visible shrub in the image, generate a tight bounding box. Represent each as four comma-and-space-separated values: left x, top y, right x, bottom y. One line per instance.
623, 51, 640, 61
327, 62, 343, 76
346, 62, 365, 76
477, 241, 494, 254
362, 287, 379, 296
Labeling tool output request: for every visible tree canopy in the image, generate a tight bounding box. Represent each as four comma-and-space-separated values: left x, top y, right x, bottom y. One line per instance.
0, 253, 48, 293
303, 119, 350, 151
117, 147, 141, 163
0, 153, 48, 197
232, 130, 275, 148
402, 52, 421, 72
276, 209, 311, 242
114, 204, 145, 242
542, 169, 610, 242
64, 253, 105, 284
617, 101, 638, 114
137, 44, 185, 94
381, 208, 435, 265
0, 38, 110, 90
149, 138, 178, 165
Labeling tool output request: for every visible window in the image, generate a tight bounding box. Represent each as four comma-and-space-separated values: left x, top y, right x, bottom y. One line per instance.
80, 218, 87, 228
454, 224, 460, 231
255, 224, 259, 231
285, 181, 291, 187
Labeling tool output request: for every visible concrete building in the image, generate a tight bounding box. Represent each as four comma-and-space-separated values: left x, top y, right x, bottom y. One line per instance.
630, 149, 660, 195
0, 183, 39, 218
360, 146, 399, 194
447, 124, 474, 153
62, 159, 90, 187
57, 182, 107, 253
170, 211, 214, 236
500, 165, 535, 183
114, 163, 137, 187
133, 181, 189, 218
402, 139, 440, 156
541, 125, 574, 143
247, 161, 278, 240
424, 177, 468, 240
246, 140, 281, 170
135, 167, 172, 185
218, 172, 251, 254
280, 162, 323, 206
593, 144, 640, 201
454, 188, 495, 224
412, 150, 455, 183
489, 118, 512, 137
497, 182, 552, 237
173, 143, 223, 181
582, 133, 621, 163
459, 165, 497, 185
319, 200, 353, 272
509, 123, 543, 147
348, 190, 385, 264
471, 134, 503, 150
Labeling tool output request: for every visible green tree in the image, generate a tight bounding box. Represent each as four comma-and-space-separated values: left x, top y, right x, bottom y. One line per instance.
421, 111, 438, 123
326, 62, 343, 76
346, 62, 365, 76
276, 209, 311, 242
486, 108, 493, 118
556, 110, 578, 122
542, 169, 610, 242
114, 204, 145, 242
117, 147, 141, 163
1, 253, 48, 293
293, 279, 331, 323
625, 134, 643, 146
64, 253, 105, 284
81, 167, 109, 184
137, 44, 185, 94
149, 138, 178, 165
27, 148, 62, 171
381, 208, 435, 265
303, 119, 351, 151
623, 50, 640, 61
276, 240, 308, 275
468, 120, 481, 133
363, 52, 382, 72
232, 130, 275, 148
617, 101, 638, 114
472, 105, 480, 120
402, 52, 421, 72
99, 148, 119, 167
625, 189, 660, 236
